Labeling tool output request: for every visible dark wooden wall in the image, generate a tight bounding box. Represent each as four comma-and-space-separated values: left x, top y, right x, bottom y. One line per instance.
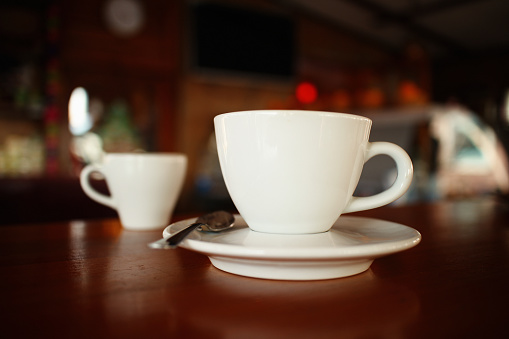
60, 0, 182, 153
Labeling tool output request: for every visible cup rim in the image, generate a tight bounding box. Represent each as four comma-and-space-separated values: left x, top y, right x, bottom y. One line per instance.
104, 152, 187, 159
214, 110, 372, 123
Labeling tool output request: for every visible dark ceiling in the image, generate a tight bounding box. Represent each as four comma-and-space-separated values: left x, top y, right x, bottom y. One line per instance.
281, 0, 509, 60
2, 0, 508, 61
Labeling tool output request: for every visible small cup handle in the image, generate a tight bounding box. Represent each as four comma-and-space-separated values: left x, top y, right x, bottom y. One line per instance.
79, 164, 116, 209
344, 142, 413, 213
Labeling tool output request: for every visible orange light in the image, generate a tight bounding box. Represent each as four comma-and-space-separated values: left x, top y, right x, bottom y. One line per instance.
398, 80, 427, 105
296, 82, 318, 104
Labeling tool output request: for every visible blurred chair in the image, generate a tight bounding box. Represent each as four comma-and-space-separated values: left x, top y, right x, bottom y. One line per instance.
430, 106, 509, 198
356, 104, 509, 203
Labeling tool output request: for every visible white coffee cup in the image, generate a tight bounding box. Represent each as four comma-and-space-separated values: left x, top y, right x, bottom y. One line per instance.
80, 153, 187, 231
214, 110, 413, 234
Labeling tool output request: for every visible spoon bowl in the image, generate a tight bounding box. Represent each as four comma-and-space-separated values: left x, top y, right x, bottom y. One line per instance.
148, 211, 235, 249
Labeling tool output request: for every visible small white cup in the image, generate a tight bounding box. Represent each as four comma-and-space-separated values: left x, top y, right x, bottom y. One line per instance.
214, 110, 413, 234
80, 153, 187, 231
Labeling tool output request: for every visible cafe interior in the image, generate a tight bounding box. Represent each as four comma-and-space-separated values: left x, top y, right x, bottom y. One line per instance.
1, 0, 508, 225
2, 1, 509, 338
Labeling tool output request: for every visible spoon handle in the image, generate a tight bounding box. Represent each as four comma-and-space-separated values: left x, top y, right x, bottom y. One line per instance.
165, 222, 205, 248
148, 223, 205, 249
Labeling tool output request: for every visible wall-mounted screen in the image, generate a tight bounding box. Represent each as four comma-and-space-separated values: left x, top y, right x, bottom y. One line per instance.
190, 2, 296, 78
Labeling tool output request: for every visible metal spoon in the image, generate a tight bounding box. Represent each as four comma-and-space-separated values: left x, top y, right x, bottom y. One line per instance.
148, 211, 235, 249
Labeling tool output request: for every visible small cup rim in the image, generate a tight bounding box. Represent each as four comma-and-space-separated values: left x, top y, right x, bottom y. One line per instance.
103, 152, 187, 160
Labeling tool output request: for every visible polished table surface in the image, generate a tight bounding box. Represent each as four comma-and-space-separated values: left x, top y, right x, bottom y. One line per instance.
1, 199, 509, 338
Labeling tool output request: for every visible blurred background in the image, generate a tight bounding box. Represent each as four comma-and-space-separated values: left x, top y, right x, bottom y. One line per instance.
1, 0, 508, 224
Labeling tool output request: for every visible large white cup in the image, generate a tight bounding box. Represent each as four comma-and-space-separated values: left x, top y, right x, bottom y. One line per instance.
80, 153, 187, 231
214, 110, 413, 234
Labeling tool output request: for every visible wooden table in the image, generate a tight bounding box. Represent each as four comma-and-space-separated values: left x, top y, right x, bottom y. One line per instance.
1, 199, 508, 338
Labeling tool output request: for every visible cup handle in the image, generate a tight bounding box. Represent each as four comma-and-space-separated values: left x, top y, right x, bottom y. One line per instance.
79, 164, 116, 209
343, 142, 413, 213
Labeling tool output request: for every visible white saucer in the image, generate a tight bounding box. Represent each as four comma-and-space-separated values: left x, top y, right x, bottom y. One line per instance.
162, 215, 421, 281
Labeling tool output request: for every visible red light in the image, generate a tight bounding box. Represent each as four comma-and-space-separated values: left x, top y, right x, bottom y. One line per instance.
296, 82, 318, 104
